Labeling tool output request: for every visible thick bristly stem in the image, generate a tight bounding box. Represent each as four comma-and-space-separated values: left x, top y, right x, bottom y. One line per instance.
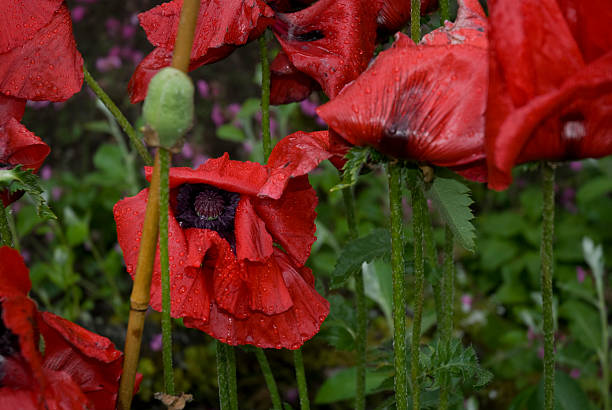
294, 349, 310, 410
410, 184, 426, 410
159, 149, 175, 394
83, 68, 152, 166
541, 162, 555, 410
388, 162, 407, 410
216, 341, 231, 410
227, 346, 238, 410
255, 349, 282, 410
342, 181, 366, 410
439, 0, 450, 23
411, 0, 421, 43
259, 34, 272, 161
118, 151, 161, 410
0, 203, 13, 248
439, 226, 455, 410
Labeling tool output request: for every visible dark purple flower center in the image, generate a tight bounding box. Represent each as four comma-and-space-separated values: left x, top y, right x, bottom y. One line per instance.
175, 184, 240, 247
0, 163, 14, 170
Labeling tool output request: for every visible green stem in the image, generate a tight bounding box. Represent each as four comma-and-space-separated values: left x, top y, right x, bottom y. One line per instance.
0, 203, 14, 247
227, 346, 238, 410
255, 349, 282, 410
411, 0, 421, 43
216, 341, 231, 410
342, 181, 366, 410
159, 148, 175, 395
439, 226, 455, 410
259, 34, 272, 161
541, 162, 555, 410
439, 0, 450, 23
294, 349, 310, 410
83, 67, 153, 166
594, 263, 610, 410
410, 183, 426, 410
387, 162, 408, 410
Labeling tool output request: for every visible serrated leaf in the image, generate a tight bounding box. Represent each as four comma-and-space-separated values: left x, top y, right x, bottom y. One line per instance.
330, 228, 391, 288
0, 166, 55, 220
426, 177, 476, 251
329, 146, 370, 192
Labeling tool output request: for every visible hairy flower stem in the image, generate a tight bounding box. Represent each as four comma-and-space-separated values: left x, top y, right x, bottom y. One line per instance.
439, 0, 450, 22
118, 151, 161, 410
227, 346, 238, 410
0, 203, 13, 247
159, 149, 175, 394
541, 162, 556, 410
216, 341, 231, 410
255, 349, 282, 410
83, 68, 152, 166
439, 226, 455, 410
259, 34, 272, 161
294, 349, 310, 410
387, 162, 408, 410
342, 180, 366, 410
410, 184, 426, 410
411, 0, 421, 43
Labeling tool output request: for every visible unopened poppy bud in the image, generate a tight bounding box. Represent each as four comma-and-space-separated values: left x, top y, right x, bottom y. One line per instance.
142, 67, 194, 149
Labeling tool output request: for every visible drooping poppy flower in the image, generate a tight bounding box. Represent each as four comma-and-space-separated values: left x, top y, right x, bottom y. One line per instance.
317, 0, 488, 182
0, 1, 83, 102
486, 0, 612, 190
114, 132, 334, 349
0, 95, 50, 206
0, 246, 132, 410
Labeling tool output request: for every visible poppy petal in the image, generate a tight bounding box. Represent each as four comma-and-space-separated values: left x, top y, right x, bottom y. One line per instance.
0, 94, 26, 123
260, 130, 332, 199
0, 0, 63, 54
0, 388, 37, 409
235, 196, 274, 262
1, 117, 50, 171
255, 176, 317, 267
0, 5, 83, 101
0, 247, 32, 297
273, 0, 379, 98
244, 257, 293, 315
270, 51, 318, 105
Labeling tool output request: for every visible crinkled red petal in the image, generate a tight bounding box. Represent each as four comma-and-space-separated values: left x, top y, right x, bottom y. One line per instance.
1, 117, 50, 171
39, 312, 124, 410
0, 247, 32, 297
0, 5, 83, 101
235, 196, 274, 262
244, 256, 293, 315
255, 176, 317, 267
184, 250, 329, 349
260, 130, 332, 199
270, 51, 318, 105
41, 367, 91, 410
0, 0, 63, 54
0, 387, 37, 409
0, 94, 26, 123
377, 0, 438, 33
318, 31, 487, 181
273, 0, 379, 98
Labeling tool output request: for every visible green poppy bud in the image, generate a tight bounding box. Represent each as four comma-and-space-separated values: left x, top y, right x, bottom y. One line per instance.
142, 67, 194, 149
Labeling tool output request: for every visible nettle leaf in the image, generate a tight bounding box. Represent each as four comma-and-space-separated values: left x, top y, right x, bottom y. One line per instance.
426, 177, 476, 252
330, 228, 391, 289
0, 166, 55, 220
329, 146, 370, 192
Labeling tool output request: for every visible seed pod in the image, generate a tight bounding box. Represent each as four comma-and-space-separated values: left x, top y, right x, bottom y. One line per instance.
142, 67, 194, 149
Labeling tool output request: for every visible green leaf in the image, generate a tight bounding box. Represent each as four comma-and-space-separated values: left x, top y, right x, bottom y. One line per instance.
330, 228, 391, 288
576, 176, 612, 205
319, 294, 356, 351
330, 146, 370, 192
216, 124, 247, 142
315, 367, 391, 404
559, 300, 601, 351
525, 371, 593, 410
0, 166, 55, 220
426, 177, 476, 251
63, 207, 90, 247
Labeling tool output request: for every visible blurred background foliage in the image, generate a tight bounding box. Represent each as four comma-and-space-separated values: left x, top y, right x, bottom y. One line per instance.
7, 0, 610, 408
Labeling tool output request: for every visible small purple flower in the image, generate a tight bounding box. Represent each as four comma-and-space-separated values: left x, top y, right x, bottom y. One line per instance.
105, 18, 121, 36
270, 118, 278, 138
192, 154, 209, 169
242, 141, 253, 154
130, 13, 139, 26
150, 333, 163, 352
461, 294, 473, 312
569, 161, 583, 172
561, 187, 577, 213
197, 80, 210, 98
527, 328, 537, 342
315, 116, 327, 127
96, 55, 122, 72
227, 103, 241, 118
21, 249, 31, 263
576, 266, 587, 283
181, 143, 194, 159
108, 46, 121, 57
40, 165, 52, 180
300, 99, 318, 117
26, 100, 51, 110
71, 6, 87, 22
52, 187, 63, 201
570, 368, 580, 379
211, 104, 224, 127
122, 25, 136, 40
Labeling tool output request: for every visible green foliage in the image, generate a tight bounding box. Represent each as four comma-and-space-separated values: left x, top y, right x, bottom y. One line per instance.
330, 228, 391, 288
330, 146, 371, 192
216, 124, 246, 142
510, 371, 593, 410
315, 367, 392, 404
426, 177, 476, 251
0, 166, 55, 220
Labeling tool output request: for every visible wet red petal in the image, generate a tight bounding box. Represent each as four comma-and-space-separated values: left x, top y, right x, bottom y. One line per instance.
184, 250, 329, 349
255, 176, 317, 267
0, 0, 63, 54
273, 0, 380, 98
41, 367, 91, 409
1, 117, 50, 171
244, 257, 293, 315
39, 312, 124, 409
0, 5, 83, 101
0, 247, 32, 297
0, 388, 37, 409
0, 94, 26, 122
270, 50, 318, 105
377, 0, 438, 33
235, 196, 274, 262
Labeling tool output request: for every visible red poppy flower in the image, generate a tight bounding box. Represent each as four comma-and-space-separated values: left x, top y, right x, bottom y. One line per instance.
0, 246, 131, 410
317, 0, 488, 182
114, 132, 333, 349
0, 95, 50, 206
0, 1, 83, 102
269, 50, 319, 105
486, 0, 612, 190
